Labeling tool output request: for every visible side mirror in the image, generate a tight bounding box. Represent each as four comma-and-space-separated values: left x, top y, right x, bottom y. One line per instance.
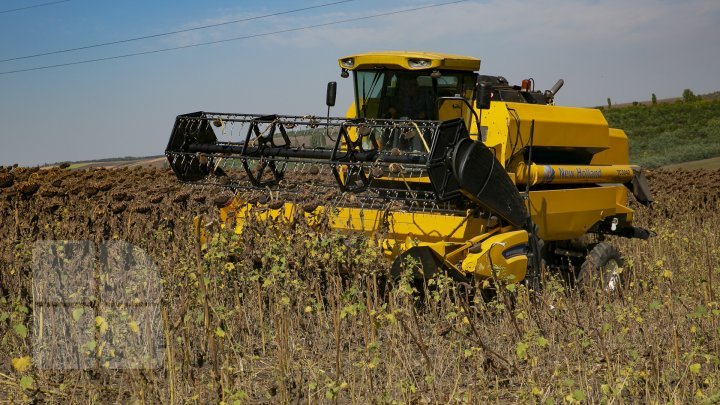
326, 81, 337, 107
475, 83, 491, 110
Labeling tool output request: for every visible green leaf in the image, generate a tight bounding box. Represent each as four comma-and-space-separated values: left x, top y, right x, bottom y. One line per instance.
19, 375, 34, 390
82, 340, 97, 353
691, 305, 708, 318
572, 390, 586, 401
536, 336, 549, 348
72, 308, 85, 322
516, 342, 528, 360
690, 363, 701, 374
13, 323, 27, 338
649, 300, 662, 310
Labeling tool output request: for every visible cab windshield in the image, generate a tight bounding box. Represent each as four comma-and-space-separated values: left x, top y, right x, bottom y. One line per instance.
354, 69, 476, 120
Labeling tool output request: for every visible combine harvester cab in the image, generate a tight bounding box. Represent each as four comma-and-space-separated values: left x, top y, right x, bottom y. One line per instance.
166, 51, 652, 293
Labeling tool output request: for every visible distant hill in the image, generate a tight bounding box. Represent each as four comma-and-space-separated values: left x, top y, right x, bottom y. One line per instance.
599, 96, 720, 168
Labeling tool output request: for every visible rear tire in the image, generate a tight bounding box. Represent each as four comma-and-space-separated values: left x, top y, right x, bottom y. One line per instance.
577, 242, 626, 295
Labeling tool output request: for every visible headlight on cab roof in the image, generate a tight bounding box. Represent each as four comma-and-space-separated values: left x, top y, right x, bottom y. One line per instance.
341, 58, 354, 68
408, 59, 431, 68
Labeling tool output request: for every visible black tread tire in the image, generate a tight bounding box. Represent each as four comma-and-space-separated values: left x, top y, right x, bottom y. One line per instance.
577, 242, 626, 294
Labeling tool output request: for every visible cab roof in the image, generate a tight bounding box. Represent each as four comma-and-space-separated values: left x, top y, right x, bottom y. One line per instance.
338, 51, 481, 72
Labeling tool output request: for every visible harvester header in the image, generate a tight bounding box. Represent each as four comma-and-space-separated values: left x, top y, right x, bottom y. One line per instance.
166, 113, 526, 226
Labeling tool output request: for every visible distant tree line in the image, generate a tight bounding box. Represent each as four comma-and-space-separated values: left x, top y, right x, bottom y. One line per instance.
603, 88, 710, 110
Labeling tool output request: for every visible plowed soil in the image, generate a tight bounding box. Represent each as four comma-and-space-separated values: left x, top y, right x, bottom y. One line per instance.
0, 166, 716, 230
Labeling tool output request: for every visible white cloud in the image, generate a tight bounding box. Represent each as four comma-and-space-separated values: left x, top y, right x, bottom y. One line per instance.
256, 0, 720, 49
144, 0, 719, 107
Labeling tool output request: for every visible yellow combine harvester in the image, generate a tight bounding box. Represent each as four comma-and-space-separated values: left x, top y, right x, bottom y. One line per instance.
166, 51, 652, 292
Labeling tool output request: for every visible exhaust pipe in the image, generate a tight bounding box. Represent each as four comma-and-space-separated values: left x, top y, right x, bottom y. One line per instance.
549, 79, 564, 96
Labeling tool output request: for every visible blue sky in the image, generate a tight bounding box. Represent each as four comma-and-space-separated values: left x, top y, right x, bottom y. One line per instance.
1, 0, 719, 165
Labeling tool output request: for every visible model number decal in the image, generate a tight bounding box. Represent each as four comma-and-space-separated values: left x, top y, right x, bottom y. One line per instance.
617, 169, 631, 177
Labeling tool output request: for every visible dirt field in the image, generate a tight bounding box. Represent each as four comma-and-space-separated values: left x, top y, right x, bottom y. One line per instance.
1, 165, 719, 402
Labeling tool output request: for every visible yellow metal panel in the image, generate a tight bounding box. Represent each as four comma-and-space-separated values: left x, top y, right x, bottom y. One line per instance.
528, 186, 622, 241
478, 102, 512, 165
614, 186, 633, 217
591, 128, 629, 165
438, 98, 470, 122
339, 51, 480, 71
332, 208, 487, 244
345, 103, 357, 119
224, 200, 490, 247
505, 102, 610, 151
461, 230, 528, 282
476, 103, 625, 169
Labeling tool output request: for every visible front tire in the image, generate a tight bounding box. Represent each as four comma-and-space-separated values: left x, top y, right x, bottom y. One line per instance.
577, 242, 626, 294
